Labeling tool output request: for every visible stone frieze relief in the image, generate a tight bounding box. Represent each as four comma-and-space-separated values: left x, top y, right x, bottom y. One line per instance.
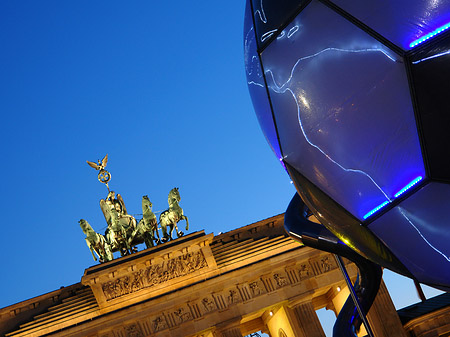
144, 255, 338, 334
101, 250, 207, 301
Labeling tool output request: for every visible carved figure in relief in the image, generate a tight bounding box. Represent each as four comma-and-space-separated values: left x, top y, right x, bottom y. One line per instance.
101, 251, 208, 301
103, 281, 113, 300
159, 188, 189, 241
274, 273, 288, 287
79, 219, 113, 263
202, 297, 215, 312
146, 265, 160, 285
124, 323, 143, 337
299, 264, 310, 279
249, 282, 262, 296
122, 276, 131, 295
114, 279, 123, 297
167, 257, 183, 277
153, 316, 167, 332
131, 270, 144, 292
174, 308, 192, 323
227, 290, 239, 305
321, 257, 332, 272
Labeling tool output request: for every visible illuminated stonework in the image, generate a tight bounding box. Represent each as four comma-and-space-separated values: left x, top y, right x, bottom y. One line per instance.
101, 251, 207, 301
0, 214, 428, 337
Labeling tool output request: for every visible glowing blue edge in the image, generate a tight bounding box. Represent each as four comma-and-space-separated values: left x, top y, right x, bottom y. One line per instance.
363, 176, 423, 220
394, 176, 423, 198
410, 22, 450, 48
363, 201, 390, 220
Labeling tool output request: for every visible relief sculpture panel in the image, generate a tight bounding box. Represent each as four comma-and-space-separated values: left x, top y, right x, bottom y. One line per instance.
102, 251, 207, 301
141, 254, 339, 334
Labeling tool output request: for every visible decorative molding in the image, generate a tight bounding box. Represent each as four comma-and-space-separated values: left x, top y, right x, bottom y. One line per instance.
237, 284, 252, 302
298, 263, 312, 280
261, 275, 276, 293
201, 297, 216, 313
173, 307, 193, 325
124, 323, 144, 337
142, 256, 338, 334
226, 289, 240, 305
152, 314, 168, 332
273, 273, 289, 288
249, 281, 264, 297
101, 251, 207, 301
309, 256, 337, 276
98, 253, 340, 335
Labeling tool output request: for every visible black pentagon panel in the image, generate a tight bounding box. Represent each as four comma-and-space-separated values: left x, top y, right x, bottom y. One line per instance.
285, 162, 411, 277
261, 0, 424, 222
329, 0, 450, 51
251, 0, 309, 51
410, 33, 450, 181
244, 0, 283, 160
244, 0, 450, 289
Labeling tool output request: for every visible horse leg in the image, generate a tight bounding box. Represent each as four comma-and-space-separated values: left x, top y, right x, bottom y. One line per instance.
163, 222, 171, 242
144, 232, 154, 248
182, 215, 189, 231
150, 220, 159, 245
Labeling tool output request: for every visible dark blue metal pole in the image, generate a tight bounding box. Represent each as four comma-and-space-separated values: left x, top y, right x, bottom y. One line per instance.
335, 254, 375, 337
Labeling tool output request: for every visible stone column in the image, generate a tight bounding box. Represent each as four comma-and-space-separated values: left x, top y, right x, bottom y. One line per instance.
329, 285, 350, 317
263, 302, 325, 337
192, 330, 216, 337
365, 280, 407, 337
215, 319, 242, 337
328, 285, 369, 337
291, 302, 326, 337
328, 279, 407, 337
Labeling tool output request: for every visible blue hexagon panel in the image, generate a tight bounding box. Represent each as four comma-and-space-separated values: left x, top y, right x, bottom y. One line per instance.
245, 0, 450, 290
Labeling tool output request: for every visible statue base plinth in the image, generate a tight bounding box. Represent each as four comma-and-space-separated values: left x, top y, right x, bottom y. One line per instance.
81, 231, 217, 314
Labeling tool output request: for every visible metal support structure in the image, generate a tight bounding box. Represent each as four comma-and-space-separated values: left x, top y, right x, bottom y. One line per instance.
414, 279, 427, 302
335, 254, 375, 337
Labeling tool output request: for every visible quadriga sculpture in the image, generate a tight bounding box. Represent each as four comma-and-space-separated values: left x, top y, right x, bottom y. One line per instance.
79, 185, 191, 262
105, 207, 134, 256
129, 195, 159, 248
159, 187, 189, 241
100, 191, 137, 234
101, 191, 137, 256
79, 219, 113, 263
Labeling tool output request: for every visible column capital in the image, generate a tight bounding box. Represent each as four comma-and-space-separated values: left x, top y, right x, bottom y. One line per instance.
287, 291, 315, 308
215, 317, 242, 337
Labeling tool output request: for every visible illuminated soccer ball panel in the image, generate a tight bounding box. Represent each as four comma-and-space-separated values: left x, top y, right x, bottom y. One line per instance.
410, 34, 450, 181
250, 0, 309, 51
261, 0, 425, 221
369, 182, 450, 288
244, 0, 282, 160
329, 0, 450, 51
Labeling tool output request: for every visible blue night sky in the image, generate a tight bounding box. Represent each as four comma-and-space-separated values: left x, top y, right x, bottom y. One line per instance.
0, 1, 442, 335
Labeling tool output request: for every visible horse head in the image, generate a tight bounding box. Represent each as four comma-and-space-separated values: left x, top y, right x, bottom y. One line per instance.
142, 195, 152, 211
168, 187, 180, 205
79, 219, 94, 234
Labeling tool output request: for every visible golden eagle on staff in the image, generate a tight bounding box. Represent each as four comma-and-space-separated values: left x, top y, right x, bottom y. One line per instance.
87, 154, 108, 171
87, 154, 111, 190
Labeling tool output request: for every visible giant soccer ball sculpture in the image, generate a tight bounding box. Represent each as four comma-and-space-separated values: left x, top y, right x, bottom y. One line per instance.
244, 0, 450, 296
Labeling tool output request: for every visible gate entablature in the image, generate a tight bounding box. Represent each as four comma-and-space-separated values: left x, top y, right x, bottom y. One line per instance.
81, 231, 217, 312
3, 214, 405, 337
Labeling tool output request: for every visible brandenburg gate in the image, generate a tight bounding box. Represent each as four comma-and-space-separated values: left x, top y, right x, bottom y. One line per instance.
1, 214, 406, 337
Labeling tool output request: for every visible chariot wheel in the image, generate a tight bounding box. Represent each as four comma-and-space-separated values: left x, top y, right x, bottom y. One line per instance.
98, 169, 111, 184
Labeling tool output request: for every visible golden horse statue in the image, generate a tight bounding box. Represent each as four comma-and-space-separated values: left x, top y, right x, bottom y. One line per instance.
159, 188, 189, 241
